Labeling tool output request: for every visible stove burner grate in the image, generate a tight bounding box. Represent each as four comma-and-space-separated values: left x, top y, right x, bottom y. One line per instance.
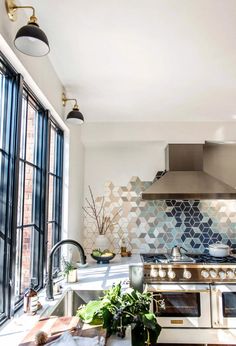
189, 253, 236, 264
141, 253, 236, 264
141, 253, 167, 263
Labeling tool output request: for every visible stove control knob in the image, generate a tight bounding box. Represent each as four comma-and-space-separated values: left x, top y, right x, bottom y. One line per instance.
219, 270, 226, 280
183, 270, 192, 279
210, 269, 217, 279
226, 269, 234, 279
159, 269, 167, 278
150, 269, 159, 278
168, 270, 176, 279
201, 269, 209, 279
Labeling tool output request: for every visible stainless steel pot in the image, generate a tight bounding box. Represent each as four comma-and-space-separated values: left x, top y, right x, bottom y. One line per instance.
208, 242, 231, 257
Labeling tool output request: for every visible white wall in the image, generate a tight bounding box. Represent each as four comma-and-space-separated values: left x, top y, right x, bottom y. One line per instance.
0, 9, 86, 251
84, 142, 165, 197
82, 122, 236, 145
68, 126, 85, 243
0, 2, 63, 114
82, 121, 236, 197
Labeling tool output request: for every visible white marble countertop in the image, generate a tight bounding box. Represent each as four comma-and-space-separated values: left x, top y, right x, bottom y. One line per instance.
0, 255, 140, 346
1, 254, 236, 345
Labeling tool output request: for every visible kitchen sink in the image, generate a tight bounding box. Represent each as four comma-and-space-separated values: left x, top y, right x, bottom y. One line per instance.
40, 289, 104, 318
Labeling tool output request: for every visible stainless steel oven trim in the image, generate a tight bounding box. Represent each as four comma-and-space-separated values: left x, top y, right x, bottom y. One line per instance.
146, 283, 211, 328
151, 289, 210, 293
211, 284, 236, 329
144, 264, 236, 269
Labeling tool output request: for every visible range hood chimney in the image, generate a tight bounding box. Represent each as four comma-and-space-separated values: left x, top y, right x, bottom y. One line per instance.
142, 143, 236, 200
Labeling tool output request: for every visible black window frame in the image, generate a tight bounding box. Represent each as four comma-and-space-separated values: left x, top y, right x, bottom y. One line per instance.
0, 51, 64, 324
0, 53, 23, 324
45, 119, 64, 272
14, 87, 49, 307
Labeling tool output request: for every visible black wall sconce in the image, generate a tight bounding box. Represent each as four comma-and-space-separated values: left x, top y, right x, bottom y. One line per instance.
5, 0, 50, 57
62, 92, 84, 125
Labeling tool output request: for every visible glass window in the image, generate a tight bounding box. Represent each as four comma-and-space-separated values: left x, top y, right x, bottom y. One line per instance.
0, 54, 22, 324
0, 52, 64, 323
14, 91, 46, 303
46, 123, 63, 270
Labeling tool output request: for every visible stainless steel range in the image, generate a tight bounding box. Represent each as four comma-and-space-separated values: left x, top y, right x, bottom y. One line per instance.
130, 253, 236, 329
142, 253, 236, 284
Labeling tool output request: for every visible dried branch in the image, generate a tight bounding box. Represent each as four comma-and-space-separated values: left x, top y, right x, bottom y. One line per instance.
83, 185, 121, 235
82, 206, 97, 220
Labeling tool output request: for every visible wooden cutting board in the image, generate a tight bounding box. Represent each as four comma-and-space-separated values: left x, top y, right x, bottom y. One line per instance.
19, 316, 107, 346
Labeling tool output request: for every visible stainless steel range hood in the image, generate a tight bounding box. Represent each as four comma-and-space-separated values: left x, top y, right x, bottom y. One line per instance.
142, 143, 236, 200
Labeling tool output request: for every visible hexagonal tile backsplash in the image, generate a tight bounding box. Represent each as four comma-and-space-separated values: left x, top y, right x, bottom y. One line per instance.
83, 176, 236, 255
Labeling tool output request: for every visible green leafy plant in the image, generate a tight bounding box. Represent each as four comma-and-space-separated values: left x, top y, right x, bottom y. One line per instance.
77, 282, 163, 346
61, 257, 76, 276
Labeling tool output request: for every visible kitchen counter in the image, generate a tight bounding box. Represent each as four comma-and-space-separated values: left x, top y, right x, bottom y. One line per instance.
0, 255, 141, 346
1, 254, 236, 345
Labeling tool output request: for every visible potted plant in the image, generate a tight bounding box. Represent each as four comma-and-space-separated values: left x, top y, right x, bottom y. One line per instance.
62, 257, 77, 283
77, 282, 163, 346
83, 186, 121, 250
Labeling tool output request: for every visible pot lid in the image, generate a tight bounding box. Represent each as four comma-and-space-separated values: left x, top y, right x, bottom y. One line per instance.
209, 242, 229, 249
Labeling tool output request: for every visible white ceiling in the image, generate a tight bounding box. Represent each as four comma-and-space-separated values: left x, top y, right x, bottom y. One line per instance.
21, 0, 236, 122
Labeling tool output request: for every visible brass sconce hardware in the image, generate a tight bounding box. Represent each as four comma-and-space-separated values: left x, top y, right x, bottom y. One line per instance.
5, 0, 50, 57
62, 92, 84, 125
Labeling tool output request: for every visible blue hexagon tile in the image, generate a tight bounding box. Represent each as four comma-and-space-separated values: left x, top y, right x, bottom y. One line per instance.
83, 176, 236, 254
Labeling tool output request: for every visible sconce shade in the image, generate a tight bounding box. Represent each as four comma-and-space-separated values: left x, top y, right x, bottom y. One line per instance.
14, 22, 50, 57
66, 107, 84, 125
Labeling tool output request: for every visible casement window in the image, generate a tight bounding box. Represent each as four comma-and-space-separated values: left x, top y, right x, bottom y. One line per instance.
0, 54, 22, 324
14, 89, 48, 305
0, 52, 64, 324
46, 122, 63, 269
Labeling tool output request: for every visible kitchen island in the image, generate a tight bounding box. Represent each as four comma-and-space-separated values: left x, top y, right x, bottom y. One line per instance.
1, 254, 236, 345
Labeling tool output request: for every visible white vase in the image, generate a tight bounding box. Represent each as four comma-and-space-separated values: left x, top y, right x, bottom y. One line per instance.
94, 234, 110, 251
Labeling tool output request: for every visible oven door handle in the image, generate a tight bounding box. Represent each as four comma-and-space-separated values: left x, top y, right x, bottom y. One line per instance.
151, 289, 210, 293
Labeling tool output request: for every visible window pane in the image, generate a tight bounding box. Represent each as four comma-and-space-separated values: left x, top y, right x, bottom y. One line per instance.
46, 126, 63, 272
48, 175, 54, 221
49, 126, 55, 173
23, 164, 35, 225
26, 103, 38, 164
20, 97, 27, 159
21, 227, 32, 294
14, 228, 21, 299
15, 226, 40, 300
0, 72, 6, 150
47, 223, 53, 256
0, 58, 20, 324
0, 237, 5, 314
17, 162, 24, 227
31, 228, 40, 288
18, 227, 40, 296
0, 152, 7, 235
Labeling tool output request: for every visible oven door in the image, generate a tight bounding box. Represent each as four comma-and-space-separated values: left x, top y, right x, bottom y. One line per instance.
211, 284, 236, 328
147, 283, 211, 328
